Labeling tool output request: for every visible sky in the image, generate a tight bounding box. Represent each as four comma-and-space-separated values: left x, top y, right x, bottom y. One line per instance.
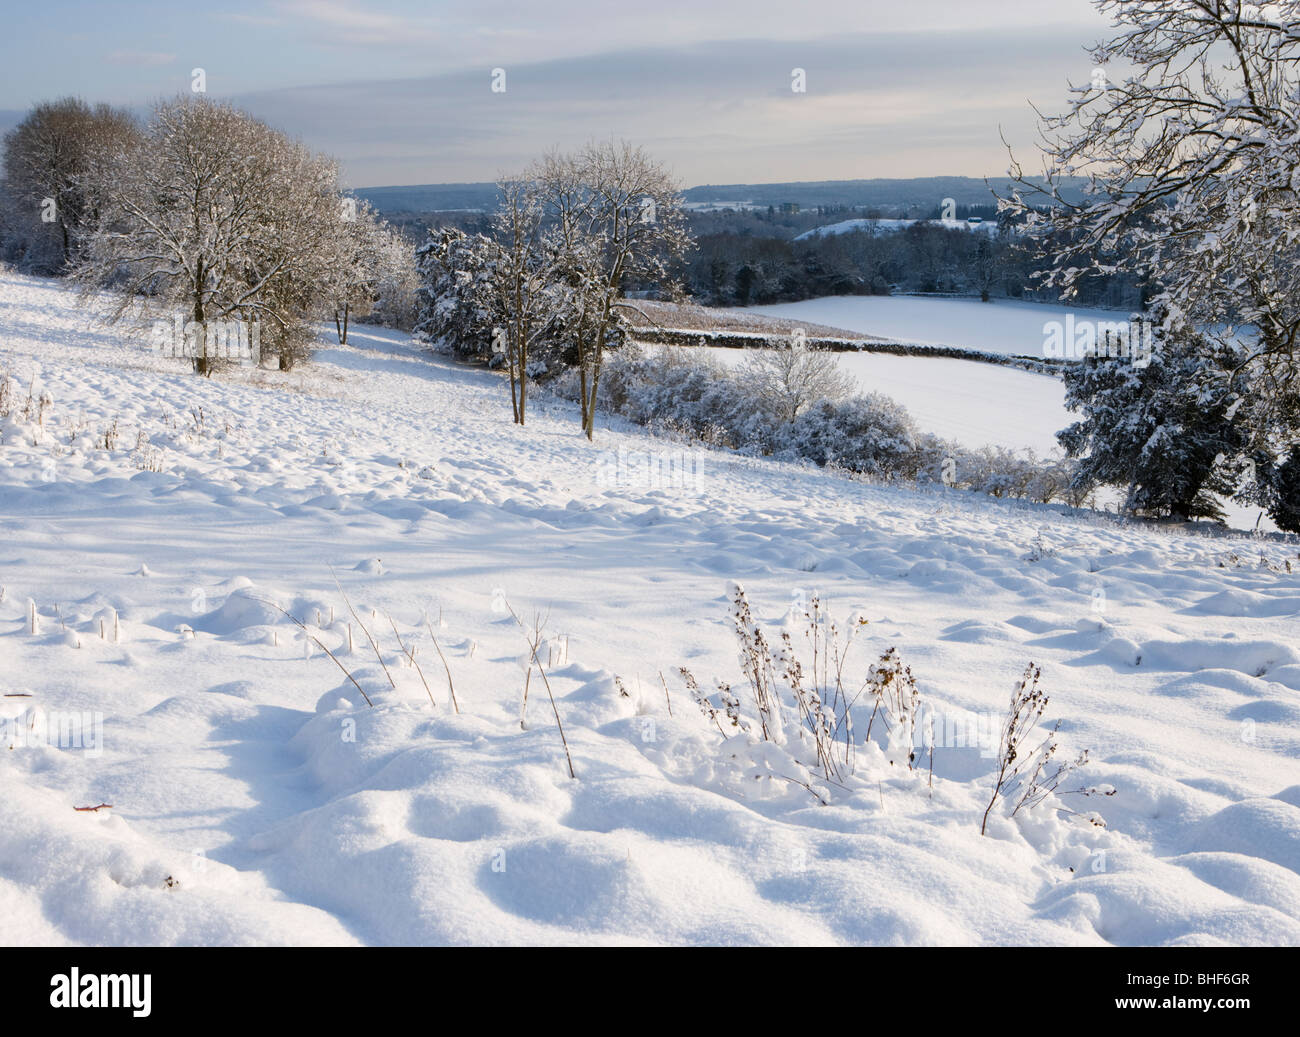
0, 0, 1114, 188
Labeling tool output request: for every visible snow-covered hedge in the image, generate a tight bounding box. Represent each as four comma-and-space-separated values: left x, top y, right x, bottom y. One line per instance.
554, 345, 1076, 502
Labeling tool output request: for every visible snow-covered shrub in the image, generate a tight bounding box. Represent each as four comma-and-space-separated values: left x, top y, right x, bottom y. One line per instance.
0, 370, 14, 419
564, 343, 1076, 503
736, 341, 856, 424
952, 445, 1044, 498
571, 345, 774, 449
782, 394, 921, 477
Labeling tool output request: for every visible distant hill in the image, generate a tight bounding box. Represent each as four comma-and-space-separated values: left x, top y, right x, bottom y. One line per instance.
795, 217, 1002, 241
354, 176, 1086, 216
353, 182, 500, 213
681, 176, 1085, 210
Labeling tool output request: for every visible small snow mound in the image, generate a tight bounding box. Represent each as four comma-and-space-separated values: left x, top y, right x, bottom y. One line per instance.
1181, 799, 1300, 875
1099, 637, 1142, 667
1191, 589, 1300, 618
192, 588, 283, 636
207, 680, 258, 700
940, 619, 1015, 644
1275, 786, 1300, 809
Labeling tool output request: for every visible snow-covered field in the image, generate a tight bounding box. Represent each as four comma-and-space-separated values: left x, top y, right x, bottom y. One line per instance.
744, 296, 1138, 357
703, 345, 1070, 454
722, 297, 1271, 531
4, 270, 1300, 946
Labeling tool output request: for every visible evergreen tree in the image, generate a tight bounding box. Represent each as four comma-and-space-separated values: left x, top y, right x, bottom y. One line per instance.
1057, 309, 1245, 522
1262, 447, 1300, 534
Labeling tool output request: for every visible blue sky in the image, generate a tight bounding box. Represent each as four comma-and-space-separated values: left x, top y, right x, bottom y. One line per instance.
0, 0, 1112, 187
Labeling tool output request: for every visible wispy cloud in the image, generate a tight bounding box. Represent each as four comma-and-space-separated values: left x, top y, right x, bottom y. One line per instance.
275, 0, 439, 46
234, 26, 1091, 187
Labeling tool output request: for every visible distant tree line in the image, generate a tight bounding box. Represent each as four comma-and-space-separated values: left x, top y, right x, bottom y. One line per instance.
679, 217, 1145, 310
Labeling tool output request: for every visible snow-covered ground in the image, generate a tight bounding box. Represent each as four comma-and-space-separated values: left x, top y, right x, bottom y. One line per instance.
722, 297, 1272, 531
743, 296, 1139, 357
3, 270, 1300, 946
703, 345, 1069, 454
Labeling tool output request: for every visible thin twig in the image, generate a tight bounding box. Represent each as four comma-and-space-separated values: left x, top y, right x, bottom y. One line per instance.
260, 598, 373, 707
387, 611, 435, 709
424, 620, 460, 714
506, 601, 575, 779
330, 567, 396, 689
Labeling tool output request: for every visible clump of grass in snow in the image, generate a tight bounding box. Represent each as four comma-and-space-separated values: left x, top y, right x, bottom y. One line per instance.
683, 586, 1101, 830
981, 663, 1100, 835
505, 599, 575, 780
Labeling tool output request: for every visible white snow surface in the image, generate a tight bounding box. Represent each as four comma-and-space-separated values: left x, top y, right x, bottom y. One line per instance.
702, 345, 1070, 454
741, 295, 1140, 358
3, 270, 1300, 946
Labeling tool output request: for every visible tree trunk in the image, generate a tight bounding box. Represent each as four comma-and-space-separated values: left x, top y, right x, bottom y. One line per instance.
192, 272, 211, 377
512, 348, 522, 428
576, 327, 590, 432
507, 344, 520, 425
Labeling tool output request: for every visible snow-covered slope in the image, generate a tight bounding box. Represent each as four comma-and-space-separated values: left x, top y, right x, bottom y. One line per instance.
3, 270, 1300, 946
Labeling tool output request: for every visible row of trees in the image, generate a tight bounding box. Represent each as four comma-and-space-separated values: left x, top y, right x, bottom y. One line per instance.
1005, 0, 1300, 532
683, 215, 1145, 309
1, 95, 417, 372
415, 141, 691, 437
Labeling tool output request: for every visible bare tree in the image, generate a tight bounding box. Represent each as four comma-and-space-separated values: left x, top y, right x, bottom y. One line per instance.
1, 98, 138, 272
328, 199, 415, 345
738, 341, 856, 424
490, 175, 558, 424
536, 141, 692, 439
79, 96, 346, 375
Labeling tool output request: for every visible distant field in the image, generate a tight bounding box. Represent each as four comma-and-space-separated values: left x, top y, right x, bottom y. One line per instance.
622, 297, 1063, 374
624, 296, 1072, 454
623, 298, 882, 342
744, 295, 1140, 358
